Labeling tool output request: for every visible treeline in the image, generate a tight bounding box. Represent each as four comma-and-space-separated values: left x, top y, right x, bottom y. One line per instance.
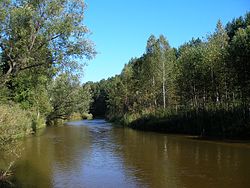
0, 0, 94, 183
90, 13, 250, 139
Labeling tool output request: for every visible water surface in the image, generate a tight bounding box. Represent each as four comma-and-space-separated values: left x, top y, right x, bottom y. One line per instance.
12, 119, 250, 187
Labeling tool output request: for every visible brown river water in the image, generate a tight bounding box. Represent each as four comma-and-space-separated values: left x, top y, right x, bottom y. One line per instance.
6, 119, 250, 188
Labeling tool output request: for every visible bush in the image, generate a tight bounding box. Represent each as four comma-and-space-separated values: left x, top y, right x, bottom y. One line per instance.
69, 112, 83, 121
0, 103, 34, 185
68, 112, 93, 121
81, 113, 93, 120
0, 103, 33, 149
31, 114, 46, 131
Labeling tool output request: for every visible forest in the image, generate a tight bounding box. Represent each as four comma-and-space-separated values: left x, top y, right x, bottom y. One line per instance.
89, 13, 250, 139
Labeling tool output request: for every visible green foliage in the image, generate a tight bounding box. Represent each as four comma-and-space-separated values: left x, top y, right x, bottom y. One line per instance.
76, 83, 93, 116
47, 73, 92, 122
69, 112, 83, 121
0, 1, 95, 185
226, 12, 250, 40
176, 40, 206, 108
88, 80, 110, 117
0, 0, 95, 85
128, 108, 250, 139
228, 26, 250, 105
0, 103, 33, 151
0, 0, 95, 122
81, 113, 93, 120
90, 12, 250, 139
0, 102, 33, 185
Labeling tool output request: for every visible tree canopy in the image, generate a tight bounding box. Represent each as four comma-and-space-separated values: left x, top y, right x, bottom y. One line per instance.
0, 0, 95, 85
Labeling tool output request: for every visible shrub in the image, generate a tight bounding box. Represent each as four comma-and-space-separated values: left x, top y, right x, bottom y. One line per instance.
0, 102, 34, 185
0, 103, 33, 149
81, 113, 93, 120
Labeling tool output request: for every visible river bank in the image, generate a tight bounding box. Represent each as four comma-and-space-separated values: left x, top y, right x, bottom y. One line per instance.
112, 108, 250, 140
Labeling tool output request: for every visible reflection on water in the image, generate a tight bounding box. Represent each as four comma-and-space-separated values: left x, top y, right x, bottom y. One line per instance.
9, 120, 250, 188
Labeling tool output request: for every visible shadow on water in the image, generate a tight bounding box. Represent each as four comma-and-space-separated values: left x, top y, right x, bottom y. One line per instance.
110, 127, 250, 188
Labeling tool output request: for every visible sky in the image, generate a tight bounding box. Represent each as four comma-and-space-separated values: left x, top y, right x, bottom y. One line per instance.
82, 0, 250, 83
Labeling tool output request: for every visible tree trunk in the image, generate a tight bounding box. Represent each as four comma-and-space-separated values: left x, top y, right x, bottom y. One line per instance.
162, 60, 166, 109
163, 82, 166, 109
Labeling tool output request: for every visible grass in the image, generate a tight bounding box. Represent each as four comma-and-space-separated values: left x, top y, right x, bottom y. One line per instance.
121, 107, 250, 139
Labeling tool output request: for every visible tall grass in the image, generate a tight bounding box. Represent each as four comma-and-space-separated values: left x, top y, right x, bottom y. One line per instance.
122, 107, 250, 139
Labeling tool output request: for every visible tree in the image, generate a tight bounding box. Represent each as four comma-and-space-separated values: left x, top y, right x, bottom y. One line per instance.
106, 76, 124, 119
226, 12, 250, 40
0, 0, 95, 85
158, 35, 168, 109
228, 26, 250, 107
145, 35, 159, 108
176, 40, 206, 110
88, 80, 109, 117
157, 35, 177, 109
204, 20, 229, 107
76, 83, 93, 116
47, 73, 92, 122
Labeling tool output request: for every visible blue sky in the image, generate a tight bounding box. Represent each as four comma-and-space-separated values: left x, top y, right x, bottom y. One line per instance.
82, 0, 250, 82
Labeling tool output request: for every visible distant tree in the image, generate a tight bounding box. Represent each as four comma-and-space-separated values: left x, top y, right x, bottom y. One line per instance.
228, 26, 250, 108
77, 83, 93, 116
176, 40, 206, 110
226, 12, 250, 40
47, 73, 92, 121
205, 20, 229, 106
89, 80, 109, 117
158, 35, 177, 109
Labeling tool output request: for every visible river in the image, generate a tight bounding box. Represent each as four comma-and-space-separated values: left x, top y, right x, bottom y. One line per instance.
9, 119, 250, 188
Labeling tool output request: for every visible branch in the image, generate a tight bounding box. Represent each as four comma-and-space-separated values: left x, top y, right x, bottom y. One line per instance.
29, 20, 43, 51
37, 34, 62, 50
2, 161, 14, 178
19, 62, 46, 71
29, 33, 37, 51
